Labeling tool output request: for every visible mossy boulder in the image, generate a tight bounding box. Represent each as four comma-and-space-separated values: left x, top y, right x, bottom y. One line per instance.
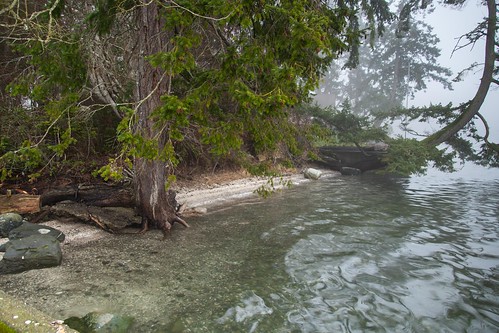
8, 222, 65, 242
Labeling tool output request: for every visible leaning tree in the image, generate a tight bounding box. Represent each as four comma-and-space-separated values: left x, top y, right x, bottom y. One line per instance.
382, 0, 499, 174
315, 0, 499, 175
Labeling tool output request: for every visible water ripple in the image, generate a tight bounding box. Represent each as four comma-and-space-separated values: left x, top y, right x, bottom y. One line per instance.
278, 172, 499, 332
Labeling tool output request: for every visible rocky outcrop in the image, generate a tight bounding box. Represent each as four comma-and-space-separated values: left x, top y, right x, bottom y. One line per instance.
318, 146, 387, 172
340, 167, 362, 176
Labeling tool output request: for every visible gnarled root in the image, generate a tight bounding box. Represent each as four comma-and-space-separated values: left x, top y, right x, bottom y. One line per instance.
158, 215, 190, 240
172, 215, 189, 228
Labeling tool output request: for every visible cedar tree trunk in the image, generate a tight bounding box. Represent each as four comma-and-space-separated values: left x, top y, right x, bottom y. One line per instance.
134, 2, 188, 238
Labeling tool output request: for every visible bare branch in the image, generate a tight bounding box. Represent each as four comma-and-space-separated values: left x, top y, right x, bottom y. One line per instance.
451, 20, 487, 57
475, 112, 499, 153
476, 112, 490, 143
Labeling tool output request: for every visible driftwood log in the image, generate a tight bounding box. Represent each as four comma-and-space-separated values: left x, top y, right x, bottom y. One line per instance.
1, 183, 189, 237
0, 194, 41, 214
38, 183, 139, 232
40, 183, 135, 207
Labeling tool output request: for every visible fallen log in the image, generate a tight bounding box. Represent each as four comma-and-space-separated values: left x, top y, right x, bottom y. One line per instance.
0, 194, 41, 214
41, 183, 135, 207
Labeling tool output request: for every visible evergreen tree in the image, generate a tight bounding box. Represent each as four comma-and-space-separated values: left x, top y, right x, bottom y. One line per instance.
317, 6, 452, 119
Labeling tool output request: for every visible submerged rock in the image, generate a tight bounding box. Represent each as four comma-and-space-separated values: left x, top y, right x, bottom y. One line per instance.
0, 235, 62, 274
64, 312, 134, 333
0, 290, 78, 332
0, 213, 24, 237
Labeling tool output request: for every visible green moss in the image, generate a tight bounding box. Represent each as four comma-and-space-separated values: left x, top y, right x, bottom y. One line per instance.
0, 320, 18, 333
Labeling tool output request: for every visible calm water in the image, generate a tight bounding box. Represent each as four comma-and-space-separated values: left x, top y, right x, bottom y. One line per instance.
1, 166, 499, 332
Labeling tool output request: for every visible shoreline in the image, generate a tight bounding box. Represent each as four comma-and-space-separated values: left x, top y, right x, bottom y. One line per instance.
0, 168, 338, 332
3, 168, 339, 248
175, 169, 338, 212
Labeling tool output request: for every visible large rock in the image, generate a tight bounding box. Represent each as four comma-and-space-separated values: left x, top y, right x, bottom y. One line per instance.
0, 235, 62, 274
304, 168, 322, 180
8, 222, 65, 242
0, 213, 24, 237
64, 312, 134, 333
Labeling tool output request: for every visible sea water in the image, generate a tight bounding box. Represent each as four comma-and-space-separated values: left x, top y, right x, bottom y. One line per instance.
1, 165, 498, 332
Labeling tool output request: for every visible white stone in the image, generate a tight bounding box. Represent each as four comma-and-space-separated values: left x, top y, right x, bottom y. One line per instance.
303, 168, 322, 180
37, 228, 51, 235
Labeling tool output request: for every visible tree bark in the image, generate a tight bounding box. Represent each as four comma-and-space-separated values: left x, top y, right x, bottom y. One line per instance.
424, 0, 496, 146
133, 2, 188, 238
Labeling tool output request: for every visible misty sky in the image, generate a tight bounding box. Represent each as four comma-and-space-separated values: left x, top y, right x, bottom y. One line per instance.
412, 1, 498, 142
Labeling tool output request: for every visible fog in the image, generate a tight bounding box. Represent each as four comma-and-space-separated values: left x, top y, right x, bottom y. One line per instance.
315, 1, 498, 142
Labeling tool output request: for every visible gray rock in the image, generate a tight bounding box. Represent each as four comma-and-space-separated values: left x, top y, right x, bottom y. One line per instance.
89, 206, 141, 230
0, 235, 62, 274
340, 167, 362, 176
52, 202, 140, 231
0, 213, 24, 238
65, 312, 134, 333
304, 168, 322, 180
8, 222, 65, 242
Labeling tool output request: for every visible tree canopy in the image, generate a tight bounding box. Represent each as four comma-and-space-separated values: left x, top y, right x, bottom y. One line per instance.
0, 0, 497, 188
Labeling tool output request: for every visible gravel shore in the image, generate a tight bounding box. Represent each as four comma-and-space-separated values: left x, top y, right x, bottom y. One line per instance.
0, 168, 338, 332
